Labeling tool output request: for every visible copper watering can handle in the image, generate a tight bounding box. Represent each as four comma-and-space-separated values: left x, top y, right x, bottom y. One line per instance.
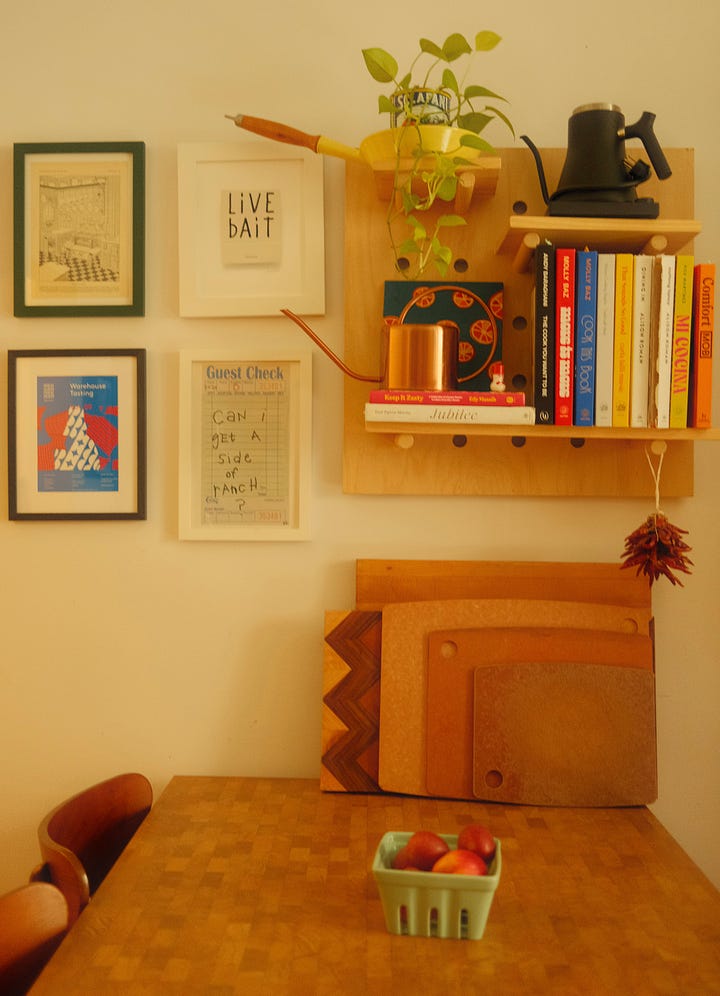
280, 309, 381, 383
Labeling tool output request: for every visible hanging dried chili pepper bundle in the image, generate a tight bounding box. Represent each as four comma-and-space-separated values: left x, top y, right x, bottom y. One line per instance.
619, 443, 693, 587
620, 511, 693, 586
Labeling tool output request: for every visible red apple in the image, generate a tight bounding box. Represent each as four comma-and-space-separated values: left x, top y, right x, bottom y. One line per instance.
457, 823, 496, 864
431, 848, 488, 876
391, 845, 412, 869
392, 830, 449, 871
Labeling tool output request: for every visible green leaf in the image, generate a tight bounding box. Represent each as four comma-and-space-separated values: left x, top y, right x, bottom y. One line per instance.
463, 85, 507, 102
406, 215, 427, 239
441, 68, 460, 96
457, 111, 493, 134
378, 95, 395, 114
397, 239, 421, 256
436, 175, 459, 201
442, 33, 472, 62
488, 106, 516, 137
419, 37, 444, 59
401, 189, 420, 213
474, 30, 501, 52
436, 214, 467, 228
362, 47, 398, 83
459, 133, 495, 152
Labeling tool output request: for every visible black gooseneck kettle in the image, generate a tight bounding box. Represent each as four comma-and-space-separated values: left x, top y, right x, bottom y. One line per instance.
521, 104, 672, 218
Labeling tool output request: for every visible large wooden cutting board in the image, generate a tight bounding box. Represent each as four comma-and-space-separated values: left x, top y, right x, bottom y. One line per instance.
425, 625, 654, 799
378, 598, 652, 797
357, 559, 653, 612
472, 662, 657, 805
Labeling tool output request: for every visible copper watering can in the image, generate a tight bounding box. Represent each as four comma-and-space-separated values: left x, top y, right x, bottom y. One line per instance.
282, 309, 460, 391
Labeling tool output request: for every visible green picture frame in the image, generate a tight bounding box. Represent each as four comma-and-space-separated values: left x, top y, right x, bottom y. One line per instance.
13, 141, 145, 317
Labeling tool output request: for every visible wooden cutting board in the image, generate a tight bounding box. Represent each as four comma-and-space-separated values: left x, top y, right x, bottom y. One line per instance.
321, 610, 382, 792
378, 598, 652, 797
472, 662, 657, 805
357, 559, 653, 613
426, 625, 654, 799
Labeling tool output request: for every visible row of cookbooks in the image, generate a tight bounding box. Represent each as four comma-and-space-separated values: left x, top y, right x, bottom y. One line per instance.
533, 244, 715, 428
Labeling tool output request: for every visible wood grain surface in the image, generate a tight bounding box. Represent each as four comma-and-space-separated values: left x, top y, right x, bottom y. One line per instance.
356, 558, 654, 612
425, 624, 654, 801
29, 776, 720, 995
321, 609, 382, 792
379, 598, 652, 798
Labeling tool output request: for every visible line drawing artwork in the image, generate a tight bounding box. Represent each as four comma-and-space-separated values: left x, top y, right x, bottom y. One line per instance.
37, 170, 124, 289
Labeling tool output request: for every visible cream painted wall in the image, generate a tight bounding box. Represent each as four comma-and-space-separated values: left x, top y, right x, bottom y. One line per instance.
1, 0, 718, 895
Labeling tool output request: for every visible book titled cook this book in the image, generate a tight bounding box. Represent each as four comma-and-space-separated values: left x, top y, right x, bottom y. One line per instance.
367, 390, 526, 406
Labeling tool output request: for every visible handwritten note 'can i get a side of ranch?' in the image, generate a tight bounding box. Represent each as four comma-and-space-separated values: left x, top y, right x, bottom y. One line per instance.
200, 361, 292, 527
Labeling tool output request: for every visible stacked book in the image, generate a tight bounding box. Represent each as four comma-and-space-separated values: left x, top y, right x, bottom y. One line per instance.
533, 244, 715, 429
364, 389, 535, 425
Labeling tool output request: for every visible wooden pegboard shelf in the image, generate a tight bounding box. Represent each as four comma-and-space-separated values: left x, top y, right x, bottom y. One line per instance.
498, 215, 702, 272
343, 146, 705, 497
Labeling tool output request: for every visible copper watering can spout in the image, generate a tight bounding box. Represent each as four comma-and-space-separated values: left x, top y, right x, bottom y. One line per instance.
281, 309, 381, 382
281, 308, 460, 392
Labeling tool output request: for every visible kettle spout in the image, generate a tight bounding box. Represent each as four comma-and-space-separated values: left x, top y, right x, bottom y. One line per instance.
520, 134, 551, 204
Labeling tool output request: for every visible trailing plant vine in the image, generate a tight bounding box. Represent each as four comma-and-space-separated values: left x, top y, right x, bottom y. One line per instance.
362, 31, 514, 278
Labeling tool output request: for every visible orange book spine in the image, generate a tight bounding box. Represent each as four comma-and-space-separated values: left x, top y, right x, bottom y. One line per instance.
689, 262, 715, 428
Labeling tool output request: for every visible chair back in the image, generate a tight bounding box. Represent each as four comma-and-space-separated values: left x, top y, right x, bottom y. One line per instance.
0, 882, 69, 995
37, 772, 152, 922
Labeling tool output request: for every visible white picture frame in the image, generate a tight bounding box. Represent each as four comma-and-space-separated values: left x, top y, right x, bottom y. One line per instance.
178, 345, 312, 541
177, 142, 325, 317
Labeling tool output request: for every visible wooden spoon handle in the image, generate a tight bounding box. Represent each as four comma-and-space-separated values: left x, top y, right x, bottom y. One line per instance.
226, 114, 320, 153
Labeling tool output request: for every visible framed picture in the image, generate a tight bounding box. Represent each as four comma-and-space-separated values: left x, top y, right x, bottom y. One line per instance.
8, 349, 147, 520
177, 142, 325, 317
178, 345, 312, 540
13, 142, 145, 316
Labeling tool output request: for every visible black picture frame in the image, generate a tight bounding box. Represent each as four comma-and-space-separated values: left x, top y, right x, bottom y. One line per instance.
8, 348, 147, 520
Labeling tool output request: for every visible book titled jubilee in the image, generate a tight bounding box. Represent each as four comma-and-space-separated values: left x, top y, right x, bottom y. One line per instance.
364, 403, 535, 425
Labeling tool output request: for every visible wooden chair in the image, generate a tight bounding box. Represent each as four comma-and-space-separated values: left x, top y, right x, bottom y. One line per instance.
33, 772, 153, 923
0, 882, 69, 995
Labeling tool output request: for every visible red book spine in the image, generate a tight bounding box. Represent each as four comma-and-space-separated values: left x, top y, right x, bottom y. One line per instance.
555, 248, 576, 425
367, 390, 526, 406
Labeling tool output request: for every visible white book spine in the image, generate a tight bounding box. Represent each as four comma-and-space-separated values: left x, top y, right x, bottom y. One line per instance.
655, 256, 677, 429
630, 255, 653, 427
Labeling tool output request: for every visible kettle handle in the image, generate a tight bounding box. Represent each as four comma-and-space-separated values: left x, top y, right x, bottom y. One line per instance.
623, 112, 672, 181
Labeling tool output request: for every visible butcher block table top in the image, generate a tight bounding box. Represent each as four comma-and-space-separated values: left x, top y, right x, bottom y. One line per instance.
31, 776, 720, 995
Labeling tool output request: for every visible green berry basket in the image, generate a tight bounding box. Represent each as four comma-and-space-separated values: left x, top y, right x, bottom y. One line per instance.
371, 831, 502, 940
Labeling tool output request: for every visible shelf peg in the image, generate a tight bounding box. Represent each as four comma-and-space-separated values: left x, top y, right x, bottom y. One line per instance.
643, 234, 668, 255
513, 232, 540, 273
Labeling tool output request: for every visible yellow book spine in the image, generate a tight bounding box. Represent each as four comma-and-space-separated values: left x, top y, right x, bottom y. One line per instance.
612, 253, 634, 427
669, 254, 694, 428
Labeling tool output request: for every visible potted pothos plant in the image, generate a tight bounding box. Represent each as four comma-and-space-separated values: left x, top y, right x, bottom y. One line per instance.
362, 31, 514, 278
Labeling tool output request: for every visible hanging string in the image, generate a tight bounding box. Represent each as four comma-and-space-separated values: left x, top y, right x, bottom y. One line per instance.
645, 443, 664, 514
